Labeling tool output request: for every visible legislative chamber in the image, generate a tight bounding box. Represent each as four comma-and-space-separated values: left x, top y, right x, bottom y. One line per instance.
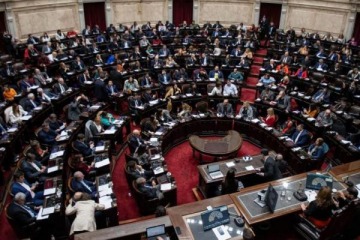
0, 0, 359, 239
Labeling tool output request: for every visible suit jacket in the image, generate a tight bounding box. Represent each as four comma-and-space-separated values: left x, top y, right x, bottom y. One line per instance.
209, 70, 224, 79
128, 135, 145, 154
19, 80, 34, 92
11, 181, 34, 202
21, 160, 43, 183
53, 82, 69, 94
158, 48, 170, 57
7, 202, 36, 227
313, 63, 328, 71
142, 92, 154, 103
73, 140, 93, 157
141, 76, 152, 87
33, 73, 48, 86
23, 98, 40, 112
291, 130, 310, 147
280, 55, 292, 65
38, 129, 57, 145
138, 184, 158, 199
308, 144, 328, 160
68, 101, 81, 121
72, 60, 86, 71
217, 103, 233, 115
94, 79, 108, 101
261, 156, 282, 181
70, 178, 96, 195
158, 74, 171, 85
65, 200, 104, 235
106, 85, 118, 95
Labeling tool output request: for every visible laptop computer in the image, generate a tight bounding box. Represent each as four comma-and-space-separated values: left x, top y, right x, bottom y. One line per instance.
208, 164, 224, 179
146, 224, 167, 240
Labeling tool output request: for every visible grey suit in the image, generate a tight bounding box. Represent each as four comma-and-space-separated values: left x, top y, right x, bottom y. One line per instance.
217, 103, 233, 115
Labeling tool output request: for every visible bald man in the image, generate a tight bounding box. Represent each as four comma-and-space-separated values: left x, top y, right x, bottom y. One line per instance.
128, 130, 147, 155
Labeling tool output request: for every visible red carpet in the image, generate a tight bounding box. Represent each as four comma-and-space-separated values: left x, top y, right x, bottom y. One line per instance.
250, 65, 261, 76
246, 77, 259, 86
241, 88, 257, 102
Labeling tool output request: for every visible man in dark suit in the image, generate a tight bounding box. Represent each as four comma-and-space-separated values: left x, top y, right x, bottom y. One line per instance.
72, 56, 86, 71
73, 133, 94, 157
264, 59, 276, 72
106, 80, 119, 95
24, 93, 40, 112
136, 177, 162, 200
11, 171, 44, 206
264, 22, 276, 46
19, 76, 35, 93
291, 124, 311, 147
209, 66, 224, 80
127, 161, 153, 180
21, 153, 47, 183
313, 59, 328, 71
256, 149, 282, 181
217, 99, 233, 116
53, 78, 69, 94
71, 171, 96, 198
158, 70, 172, 85
158, 45, 170, 57
45, 113, 65, 133
140, 73, 153, 87
280, 51, 292, 65
94, 73, 108, 102
38, 123, 59, 146
128, 129, 147, 155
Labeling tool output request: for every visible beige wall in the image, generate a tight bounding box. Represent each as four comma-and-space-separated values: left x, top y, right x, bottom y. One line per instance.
1, 0, 358, 39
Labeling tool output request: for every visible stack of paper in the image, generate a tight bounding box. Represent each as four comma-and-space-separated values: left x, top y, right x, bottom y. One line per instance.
95, 158, 110, 168
95, 145, 105, 152
226, 162, 235, 167
245, 166, 255, 171
160, 183, 172, 191
99, 195, 113, 209
47, 166, 59, 173
50, 150, 64, 160
44, 188, 56, 196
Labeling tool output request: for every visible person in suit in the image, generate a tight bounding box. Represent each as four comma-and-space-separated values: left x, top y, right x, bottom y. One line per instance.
217, 99, 233, 116
89, 117, 104, 138
94, 73, 108, 102
45, 114, 65, 133
70, 172, 97, 198
73, 134, 94, 157
263, 59, 276, 72
256, 149, 282, 181
105, 80, 118, 96
23, 93, 40, 112
200, 53, 211, 66
36, 87, 54, 105
280, 51, 292, 65
128, 129, 147, 154
230, 46, 243, 57
11, 171, 44, 206
127, 161, 153, 180
237, 101, 254, 120
65, 192, 105, 235
209, 66, 224, 80
264, 22, 276, 46
53, 78, 69, 95
312, 88, 331, 104
308, 138, 329, 160
136, 177, 163, 200
78, 69, 93, 86
37, 123, 59, 146
291, 124, 311, 147
19, 76, 36, 93
316, 109, 334, 127
21, 153, 47, 184
313, 59, 328, 71
275, 90, 291, 111
141, 73, 153, 87
72, 56, 86, 71
186, 54, 198, 66
158, 45, 170, 57
33, 68, 49, 86
27, 140, 49, 164
68, 94, 87, 121
158, 70, 172, 85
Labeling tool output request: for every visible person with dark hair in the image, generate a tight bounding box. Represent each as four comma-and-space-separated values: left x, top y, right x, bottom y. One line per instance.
333, 186, 358, 209
73, 133, 94, 157
37, 123, 59, 146
11, 171, 44, 206
220, 168, 239, 195
301, 186, 336, 228
136, 177, 163, 200
242, 227, 255, 240
307, 138, 329, 160
256, 149, 282, 181
21, 153, 47, 183
127, 160, 153, 180
70, 154, 95, 175
27, 140, 49, 164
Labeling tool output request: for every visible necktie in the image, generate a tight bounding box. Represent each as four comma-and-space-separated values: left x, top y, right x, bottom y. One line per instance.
111, 86, 114, 94
21, 205, 35, 217
60, 84, 65, 93
30, 100, 37, 108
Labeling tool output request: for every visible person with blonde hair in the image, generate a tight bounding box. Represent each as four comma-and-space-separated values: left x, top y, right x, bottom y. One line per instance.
261, 108, 276, 127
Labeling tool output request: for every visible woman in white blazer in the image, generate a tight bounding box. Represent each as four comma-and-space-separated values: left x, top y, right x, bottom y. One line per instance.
65, 192, 105, 235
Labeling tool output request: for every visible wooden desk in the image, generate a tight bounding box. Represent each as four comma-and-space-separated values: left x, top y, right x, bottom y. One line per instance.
75, 216, 173, 240
189, 130, 243, 162
230, 172, 346, 225
330, 160, 360, 186
167, 195, 247, 240
197, 154, 264, 198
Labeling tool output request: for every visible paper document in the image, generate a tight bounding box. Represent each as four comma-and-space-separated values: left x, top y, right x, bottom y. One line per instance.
305, 190, 317, 202
95, 158, 110, 168
212, 225, 231, 240
99, 187, 113, 197
245, 166, 255, 171
161, 183, 172, 191
44, 188, 56, 196
103, 129, 116, 134
113, 120, 123, 125
42, 206, 55, 215
99, 183, 112, 192
20, 115, 32, 121
36, 207, 49, 220
89, 105, 100, 110
50, 150, 64, 160
153, 167, 164, 175
226, 162, 235, 167
95, 145, 105, 152
7, 128, 17, 133
47, 166, 59, 173
99, 195, 113, 209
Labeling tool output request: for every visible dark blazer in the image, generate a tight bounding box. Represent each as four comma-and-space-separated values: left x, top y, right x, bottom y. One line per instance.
141, 76, 152, 87
138, 184, 157, 199
291, 130, 310, 147
261, 156, 282, 181
23, 98, 40, 112
217, 103, 233, 115
68, 100, 81, 121
158, 73, 172, 85
142, 92, 154, 103
7, 202, 36, 227
280, 55, 292, 65
106, 85, 118, 95
11, 181, 33, 202
128, 135, 145, 154
72, 60, 86, 71
38, 129, 57, 145
48, 120, 63, 132
70, 178, 96, 196
21, 160, 44, 183
129, 97, 143, 110
53, 82, 69, 94
19, 80, 34, 92
94, 79, 108, 102
73, 140, 93, 157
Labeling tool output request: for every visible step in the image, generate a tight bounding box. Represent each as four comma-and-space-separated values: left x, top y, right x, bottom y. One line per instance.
240, 88, 257, 102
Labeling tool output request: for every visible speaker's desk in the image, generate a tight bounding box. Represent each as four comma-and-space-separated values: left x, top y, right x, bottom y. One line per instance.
230, 171, 346, 225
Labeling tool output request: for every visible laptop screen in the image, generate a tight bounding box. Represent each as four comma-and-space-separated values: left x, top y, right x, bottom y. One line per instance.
146, 224, 165, 238
201, 205, 230, 231
208, 164, 220, 173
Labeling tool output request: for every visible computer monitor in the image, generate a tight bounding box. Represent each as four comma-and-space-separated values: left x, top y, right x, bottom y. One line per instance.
306, 173, 333, 190
201, 205, 230, 231
264, 184, 278, 213
208, 164, 220, 173
146, 224, 165, 238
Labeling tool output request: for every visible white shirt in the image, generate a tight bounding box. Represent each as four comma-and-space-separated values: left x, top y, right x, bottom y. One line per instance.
19, 182, 35, 198
30, 162, 41, 171
223, 83, 238, 96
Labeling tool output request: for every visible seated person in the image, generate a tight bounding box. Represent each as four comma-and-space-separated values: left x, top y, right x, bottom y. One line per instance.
106, 80, 119, 96
316, 109, 334, 127
280, 117, 295, 136
141, 115, 159, 136
89, 117, 104, 138
128, 129, 147, 155
275, 90, 291, 111
307, 137, 328, 160
45, 113, 65, 133
158, 70, 172, 85
73, 133, 94, 157
37, 88, 54, 105
27, 140, 49, 164
228, 68, 244, 83
264, 59, 276, 71
237, 101, 254, 120
313, 59, 328, 71
333, 186, 358, 209
220, 168, 239, 195
142, 89, 157, 103
141, 73, 153, 87
291, 124, 311, 147
70, 154, 95, 176
7, 103, 28, 125
301, 186, 336, 228
24, 93, 40, 112
136, 177, 163, 200
259, 73, 276, 87
156, 109, 173, 123
237, 57, 249, 68
127, 161, 153, 180
3, 85, 17, 101
255, 148, 282, 181
67, 94, 88, 121
53, 78, 69, 95
70, 171, 96, 198
260, 87, 275, 101
217, 99, 233, 116
11, 171, 44, 206
312, 88, 331, 104
223, 79, 238, 96
208, 82, 222, 96
260, 108, 277, 127
37, 123, 59, 146
123, 77, 139, 94
192, 67, 208, 80
98, 111, 115, 128
164, 83, 181, 99
293, 65, 308, 79
178, 102, 192, 119
275, 63, 289, 75
209, 66, 224, 80
21, 153, 47, 184
303, 104, 319, 118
